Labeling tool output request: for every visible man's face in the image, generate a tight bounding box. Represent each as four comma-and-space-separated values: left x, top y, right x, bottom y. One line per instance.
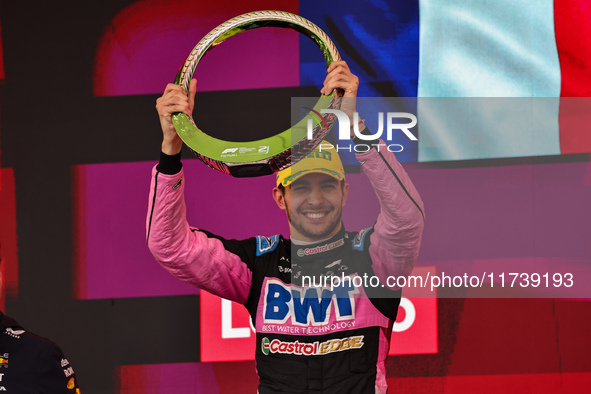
273, 173, 348, 242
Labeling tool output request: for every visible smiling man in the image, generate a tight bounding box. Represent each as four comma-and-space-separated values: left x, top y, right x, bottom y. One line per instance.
148, 61, 425, 393
273, 145, 348, 242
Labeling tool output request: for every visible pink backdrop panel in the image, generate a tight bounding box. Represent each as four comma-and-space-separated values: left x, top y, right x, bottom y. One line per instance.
73, 159, 296, 299
93, 0, 300, 96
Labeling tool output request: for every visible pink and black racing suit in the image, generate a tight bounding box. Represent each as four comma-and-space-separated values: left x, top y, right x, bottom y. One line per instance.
146, 142, 424, 393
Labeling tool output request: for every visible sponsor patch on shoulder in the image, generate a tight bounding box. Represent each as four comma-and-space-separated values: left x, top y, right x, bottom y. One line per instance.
256, 235, 280, 256
352, 228, 372, 251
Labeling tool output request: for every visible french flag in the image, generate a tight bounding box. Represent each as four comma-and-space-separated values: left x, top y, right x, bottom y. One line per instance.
92, 0, 591, 162
300, 0, 591, 162
417, 0, 591, 160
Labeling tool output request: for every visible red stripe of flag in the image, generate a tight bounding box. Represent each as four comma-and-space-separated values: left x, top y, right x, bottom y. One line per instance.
555, 0, 591, 153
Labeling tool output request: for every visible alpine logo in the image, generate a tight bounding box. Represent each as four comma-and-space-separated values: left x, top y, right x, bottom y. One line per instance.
256, 235, 280, 256
261, 336, 364, 356
296, 238, 345, 257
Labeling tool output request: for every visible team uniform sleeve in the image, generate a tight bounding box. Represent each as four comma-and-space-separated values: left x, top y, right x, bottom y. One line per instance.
355, 140, 425, 290
37, 343, 80, 393
146, 164, 253, 304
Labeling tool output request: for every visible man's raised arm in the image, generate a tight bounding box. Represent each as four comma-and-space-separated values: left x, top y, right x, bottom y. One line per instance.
356, 139, 425, 288
146, 81, 252, 304
322, 61, 425, 286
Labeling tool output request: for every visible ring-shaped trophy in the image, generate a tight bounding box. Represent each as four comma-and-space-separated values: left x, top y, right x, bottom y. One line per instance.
171, 10, 342, 177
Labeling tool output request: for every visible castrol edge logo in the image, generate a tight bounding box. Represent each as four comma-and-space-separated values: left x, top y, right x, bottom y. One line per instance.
261, 336, 364, 356
296, 238, 345, 257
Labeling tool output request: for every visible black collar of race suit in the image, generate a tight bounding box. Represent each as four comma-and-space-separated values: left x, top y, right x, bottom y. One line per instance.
291, 225, 348, 262
0, 310, 21, 330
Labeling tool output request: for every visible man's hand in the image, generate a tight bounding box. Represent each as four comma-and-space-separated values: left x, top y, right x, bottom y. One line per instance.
319, 61, 363, 139
320, 60, 359, 98
155, 79, 197, 155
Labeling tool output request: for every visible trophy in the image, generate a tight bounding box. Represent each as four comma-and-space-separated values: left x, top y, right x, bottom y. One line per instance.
171, 11, 342, 177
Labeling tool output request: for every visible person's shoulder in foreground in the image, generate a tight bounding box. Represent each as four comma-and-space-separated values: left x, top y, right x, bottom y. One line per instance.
0, 311, 81, 393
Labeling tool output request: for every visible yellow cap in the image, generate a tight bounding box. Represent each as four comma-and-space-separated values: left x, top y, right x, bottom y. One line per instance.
276, 141, 345, 187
